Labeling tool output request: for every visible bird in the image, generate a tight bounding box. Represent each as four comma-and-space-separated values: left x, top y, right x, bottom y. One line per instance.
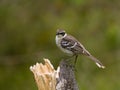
55, 29, 105, 69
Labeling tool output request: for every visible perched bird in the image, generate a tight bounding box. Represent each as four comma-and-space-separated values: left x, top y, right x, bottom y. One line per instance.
55, 29, 105, 69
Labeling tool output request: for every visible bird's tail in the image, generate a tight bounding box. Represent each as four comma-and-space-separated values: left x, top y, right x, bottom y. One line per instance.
87, 55, 105, 69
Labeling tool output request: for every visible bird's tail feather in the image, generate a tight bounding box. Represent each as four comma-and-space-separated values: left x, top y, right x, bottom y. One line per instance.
88, 55, 105, 69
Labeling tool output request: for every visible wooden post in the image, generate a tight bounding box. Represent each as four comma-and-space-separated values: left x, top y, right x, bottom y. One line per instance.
30, 58, 79, 90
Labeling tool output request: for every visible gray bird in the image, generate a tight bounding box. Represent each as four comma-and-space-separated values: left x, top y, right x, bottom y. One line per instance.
55, 29, 105, 69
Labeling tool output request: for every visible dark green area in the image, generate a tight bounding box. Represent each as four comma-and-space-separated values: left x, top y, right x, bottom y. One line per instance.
0, 0, 120, 90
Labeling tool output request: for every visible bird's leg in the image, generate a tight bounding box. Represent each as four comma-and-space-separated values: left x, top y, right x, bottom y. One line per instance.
74, 55, 78, 65
64, 55, 78, 68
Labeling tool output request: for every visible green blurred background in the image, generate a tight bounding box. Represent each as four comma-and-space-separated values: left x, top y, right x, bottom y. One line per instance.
0, 0, 120, 90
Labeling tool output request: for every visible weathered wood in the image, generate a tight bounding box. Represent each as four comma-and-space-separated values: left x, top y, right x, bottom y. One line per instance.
56, 60, 79, 90
30, 59, 79, 90
30, 59, 56, 90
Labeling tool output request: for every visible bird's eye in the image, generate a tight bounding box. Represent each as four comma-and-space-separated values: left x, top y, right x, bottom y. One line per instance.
56, 30, 65, 36
60, 32, 65, 36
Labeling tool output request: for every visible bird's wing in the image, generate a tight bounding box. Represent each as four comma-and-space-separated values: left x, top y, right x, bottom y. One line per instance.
61, 35, 89, 55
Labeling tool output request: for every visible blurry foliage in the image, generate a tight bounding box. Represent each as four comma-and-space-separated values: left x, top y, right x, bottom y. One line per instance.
0, 0, 120, 90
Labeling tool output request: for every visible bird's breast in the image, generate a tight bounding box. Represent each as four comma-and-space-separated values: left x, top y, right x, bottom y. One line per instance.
55, 36, 73, 56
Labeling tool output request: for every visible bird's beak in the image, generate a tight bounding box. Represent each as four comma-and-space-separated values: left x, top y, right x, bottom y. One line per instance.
56, 31, 60, 35
56, 33, 59, 35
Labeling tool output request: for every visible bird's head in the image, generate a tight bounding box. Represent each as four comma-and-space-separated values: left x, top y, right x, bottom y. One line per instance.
56, 29, 67, 38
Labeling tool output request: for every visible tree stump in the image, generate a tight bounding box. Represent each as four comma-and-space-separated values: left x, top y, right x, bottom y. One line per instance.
30, 58, 79, 90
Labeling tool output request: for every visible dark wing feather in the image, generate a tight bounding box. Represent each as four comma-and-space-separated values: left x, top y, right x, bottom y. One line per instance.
61, 35, 90, 55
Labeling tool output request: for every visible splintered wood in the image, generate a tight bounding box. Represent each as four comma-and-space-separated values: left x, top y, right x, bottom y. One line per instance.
30, 59, 58, 90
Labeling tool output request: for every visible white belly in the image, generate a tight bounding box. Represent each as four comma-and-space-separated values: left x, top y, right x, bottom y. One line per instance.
55, 36, 73, 56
